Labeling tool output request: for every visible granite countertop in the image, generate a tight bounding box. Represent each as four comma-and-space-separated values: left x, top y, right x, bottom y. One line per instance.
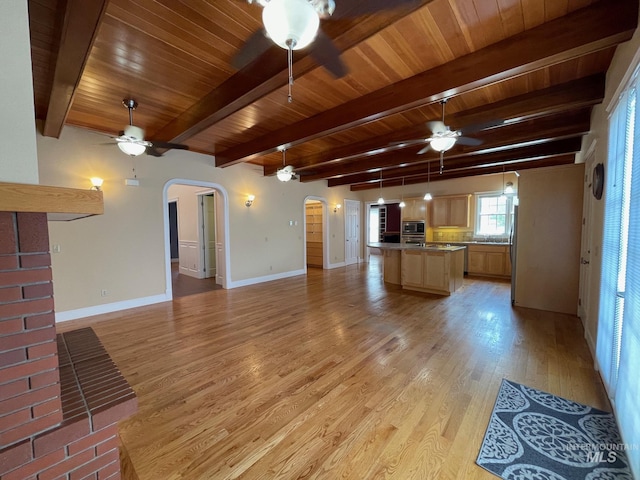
367, 242, 466, 252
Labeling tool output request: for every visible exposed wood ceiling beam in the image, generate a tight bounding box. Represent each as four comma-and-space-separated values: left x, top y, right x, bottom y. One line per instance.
42, 0, 108, 138
303, 110, 591, 184
264, 74, 604, 176
330, 137, 583, 189
216, 0, 636, 166
149, 0, 435, 145
348, 155, 577, 190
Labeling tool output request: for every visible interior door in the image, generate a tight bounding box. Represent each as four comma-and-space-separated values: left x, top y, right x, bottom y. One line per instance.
345, 199, 360, 265
201, 193, 216, 279
578, 152, 595, 323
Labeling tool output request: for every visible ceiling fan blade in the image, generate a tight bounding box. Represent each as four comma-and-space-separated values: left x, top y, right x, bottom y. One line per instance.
309, 30, 348, 78
456, 136, 483, 146
231, 29, 274, 70
333, 0, 421, 18
427, 121, 446, 134
459, 119, 505, 135
151, 141, 189, 150
144, 141, 189, 157
417, 144, 431, 155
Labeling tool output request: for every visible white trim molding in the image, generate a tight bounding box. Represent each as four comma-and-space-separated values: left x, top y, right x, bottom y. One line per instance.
55, 293, 170, 323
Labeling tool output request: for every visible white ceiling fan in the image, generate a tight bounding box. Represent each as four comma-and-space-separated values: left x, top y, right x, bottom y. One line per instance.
276, 147, 298, 181
112, 99, 189, 157
234, 0, 421, 102
416, 99, 491, 173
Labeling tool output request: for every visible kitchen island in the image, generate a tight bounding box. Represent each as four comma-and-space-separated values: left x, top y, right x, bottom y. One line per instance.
368, 243, 466, 295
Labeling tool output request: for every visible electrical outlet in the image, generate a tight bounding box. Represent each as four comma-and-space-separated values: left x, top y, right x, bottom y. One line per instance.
52, 244, 61, 253
100, 289, 109, 297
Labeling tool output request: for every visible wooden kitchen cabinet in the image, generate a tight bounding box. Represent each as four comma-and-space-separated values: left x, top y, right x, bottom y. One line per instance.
400, 248, 464, 295
401, 249, 424, 288
467, 244, 511, 277
401, 197, 427, 221
430, 195, 470, 227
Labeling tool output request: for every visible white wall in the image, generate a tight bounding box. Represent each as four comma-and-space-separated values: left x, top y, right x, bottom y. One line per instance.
37, 125, 354, 316
0, 0, 39, 184
167, 184, 206, 242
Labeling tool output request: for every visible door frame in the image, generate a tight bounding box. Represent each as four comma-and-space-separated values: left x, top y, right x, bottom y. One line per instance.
303, 196, 329, 271
163, 179, 231, 298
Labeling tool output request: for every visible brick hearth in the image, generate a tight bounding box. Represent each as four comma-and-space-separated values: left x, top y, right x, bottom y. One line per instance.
0, 211, 136, 480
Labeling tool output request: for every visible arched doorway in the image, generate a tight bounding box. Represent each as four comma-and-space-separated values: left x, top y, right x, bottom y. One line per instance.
163, 179, 231, 299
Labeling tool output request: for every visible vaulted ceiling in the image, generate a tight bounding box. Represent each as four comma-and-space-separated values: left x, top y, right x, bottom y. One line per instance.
28, 0, 638, 190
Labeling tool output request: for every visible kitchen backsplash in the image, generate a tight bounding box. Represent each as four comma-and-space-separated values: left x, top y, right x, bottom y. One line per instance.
431, 230, 509, 242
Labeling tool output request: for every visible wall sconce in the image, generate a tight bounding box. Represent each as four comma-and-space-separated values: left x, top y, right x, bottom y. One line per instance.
245, 195, 255, 207
333, 204, 341, 213
90, 177, 103, 191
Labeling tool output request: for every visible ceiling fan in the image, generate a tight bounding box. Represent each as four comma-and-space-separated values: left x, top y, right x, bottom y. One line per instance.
416, 99, 498, 173
276, 147, 298, 181
112, 99, 189, 157
233, 0, 422, 102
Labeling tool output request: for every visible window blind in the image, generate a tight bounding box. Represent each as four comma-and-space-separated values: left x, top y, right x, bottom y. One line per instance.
597, 72, 640, 477
596, 89, 628, 393
614, 83, 640, 477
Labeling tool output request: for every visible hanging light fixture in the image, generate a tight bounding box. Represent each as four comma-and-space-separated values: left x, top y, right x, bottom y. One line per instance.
377, 170, 384, 205
276, 147, 294, 182
399, 178, 406, 208
500, 166, 507, 200
262, 0, 320, 103
504, 182, 515, 194
424, 161, 433, 201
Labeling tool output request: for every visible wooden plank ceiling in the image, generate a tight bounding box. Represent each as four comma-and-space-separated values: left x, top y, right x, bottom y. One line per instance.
29, 0, 638, 190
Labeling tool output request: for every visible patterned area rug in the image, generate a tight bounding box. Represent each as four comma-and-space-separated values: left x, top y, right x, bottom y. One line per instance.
476, 379, 633, 480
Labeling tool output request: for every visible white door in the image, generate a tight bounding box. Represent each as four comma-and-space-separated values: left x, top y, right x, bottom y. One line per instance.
201, 193, 216, 279
345, 199, 360, 265
578, 152, 594, 323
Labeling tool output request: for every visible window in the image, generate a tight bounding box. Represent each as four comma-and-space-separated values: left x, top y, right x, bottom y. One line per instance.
597, 65, 640, 476
475, 193, 514, 237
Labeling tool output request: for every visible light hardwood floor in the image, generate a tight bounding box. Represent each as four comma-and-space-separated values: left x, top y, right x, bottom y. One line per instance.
56, 258, 608, 479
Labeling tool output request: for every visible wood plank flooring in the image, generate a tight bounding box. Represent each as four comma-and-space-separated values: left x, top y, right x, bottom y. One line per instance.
56, 258, 609, 479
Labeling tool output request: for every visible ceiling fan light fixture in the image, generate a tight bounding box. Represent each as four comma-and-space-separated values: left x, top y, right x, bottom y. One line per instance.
262, 0, 320, 50
117, 141, 146, 156
277, 165, 294, 182
429, 136, 456, 152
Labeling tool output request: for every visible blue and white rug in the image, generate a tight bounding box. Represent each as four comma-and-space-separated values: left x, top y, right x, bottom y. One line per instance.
476, 379, 633, 480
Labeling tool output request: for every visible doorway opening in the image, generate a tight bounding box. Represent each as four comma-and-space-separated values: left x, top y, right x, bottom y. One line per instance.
163, 180, 231, 299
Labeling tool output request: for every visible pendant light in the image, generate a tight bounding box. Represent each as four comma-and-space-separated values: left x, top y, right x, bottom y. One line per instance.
424, 161, 433, 201
399, 178, 406, 208
377, 170, 384, 205
500, 165, 507, 200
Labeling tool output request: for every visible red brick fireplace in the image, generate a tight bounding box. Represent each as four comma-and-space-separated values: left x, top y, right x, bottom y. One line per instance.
0, 185, 136, 480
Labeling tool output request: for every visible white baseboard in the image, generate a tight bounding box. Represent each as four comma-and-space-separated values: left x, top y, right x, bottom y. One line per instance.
55, 293, 170, 323
585, 327, 597, 361
227, 269, 306, 289
327, 261, 346, 269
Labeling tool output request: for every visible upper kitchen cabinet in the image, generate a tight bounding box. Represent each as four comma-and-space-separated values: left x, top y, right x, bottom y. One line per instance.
430, 195, 470, 228
401, 197, 427, 222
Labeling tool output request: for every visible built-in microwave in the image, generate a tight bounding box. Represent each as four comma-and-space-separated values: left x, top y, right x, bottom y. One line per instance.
402, 221, 425, 235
